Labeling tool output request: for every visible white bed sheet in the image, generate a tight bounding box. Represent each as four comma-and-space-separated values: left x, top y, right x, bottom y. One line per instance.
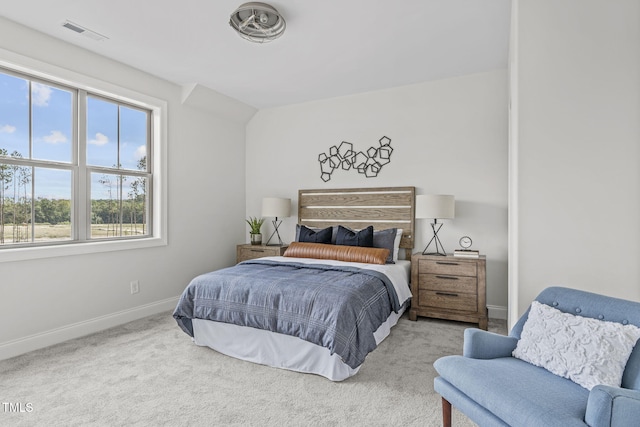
192, 259, 411, 381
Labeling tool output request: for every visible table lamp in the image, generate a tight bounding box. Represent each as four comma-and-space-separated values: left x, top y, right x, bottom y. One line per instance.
262, 197, 291, 246
415, 194, 455, 256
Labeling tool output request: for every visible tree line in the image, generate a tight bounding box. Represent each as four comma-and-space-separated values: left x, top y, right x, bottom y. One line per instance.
1, 149, 147, 243
0, 197, 146, 242
0, 197, 145, 225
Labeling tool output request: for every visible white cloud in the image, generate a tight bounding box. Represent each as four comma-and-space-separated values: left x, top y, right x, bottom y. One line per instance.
134, 145, 146, 160
0, 124, 16, 133
32, 82, 52, 107
89, 133, 109, 146
42, 130, 68, 144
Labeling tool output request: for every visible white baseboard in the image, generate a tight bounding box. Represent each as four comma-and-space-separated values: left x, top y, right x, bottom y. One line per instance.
0, 296, 180, 361
487, 305, 508, 320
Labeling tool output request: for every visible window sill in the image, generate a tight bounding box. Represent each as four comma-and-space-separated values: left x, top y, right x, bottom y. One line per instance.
0, 236, 167, 263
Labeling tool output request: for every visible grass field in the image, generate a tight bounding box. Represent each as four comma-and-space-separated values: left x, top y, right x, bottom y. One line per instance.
0, 223, 146, 244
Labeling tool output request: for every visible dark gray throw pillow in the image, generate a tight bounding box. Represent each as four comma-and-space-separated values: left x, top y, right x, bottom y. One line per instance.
298, 225, 333, 244
373, 228, 397, 264
336, 225, 374, 247
295, 224, 338, 243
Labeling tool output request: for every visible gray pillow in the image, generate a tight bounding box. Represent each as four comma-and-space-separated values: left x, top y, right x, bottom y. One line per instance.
373, 228, 397, 264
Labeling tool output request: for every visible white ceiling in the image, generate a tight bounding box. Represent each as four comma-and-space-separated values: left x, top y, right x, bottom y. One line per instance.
0, 0, 511, 109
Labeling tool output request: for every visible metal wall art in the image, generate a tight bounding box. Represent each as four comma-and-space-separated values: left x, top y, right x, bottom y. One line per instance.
318, 136, 393, 182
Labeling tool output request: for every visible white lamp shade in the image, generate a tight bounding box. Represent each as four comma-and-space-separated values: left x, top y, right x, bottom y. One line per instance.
262, 197, 291, 218
415, 194, 455, 219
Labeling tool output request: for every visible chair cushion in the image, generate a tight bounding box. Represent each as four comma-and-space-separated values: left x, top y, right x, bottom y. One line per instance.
513, 301, 640, 390
511, 286, 640, 390
434, 355, 589, 426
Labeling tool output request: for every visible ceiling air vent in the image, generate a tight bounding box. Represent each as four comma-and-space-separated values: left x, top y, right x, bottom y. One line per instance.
62, 20, 108, 42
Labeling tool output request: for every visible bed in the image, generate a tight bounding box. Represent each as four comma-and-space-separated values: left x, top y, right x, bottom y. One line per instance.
173, 186, 415, 381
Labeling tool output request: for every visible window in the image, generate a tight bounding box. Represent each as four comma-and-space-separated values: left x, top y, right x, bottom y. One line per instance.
0, 66, 155, 250
86, 95, 150, 240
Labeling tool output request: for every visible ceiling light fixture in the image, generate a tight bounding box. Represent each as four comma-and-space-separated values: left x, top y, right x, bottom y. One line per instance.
229, 2, 286, 43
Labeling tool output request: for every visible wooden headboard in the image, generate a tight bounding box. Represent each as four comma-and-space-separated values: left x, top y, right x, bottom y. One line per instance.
297, 187, 416, 253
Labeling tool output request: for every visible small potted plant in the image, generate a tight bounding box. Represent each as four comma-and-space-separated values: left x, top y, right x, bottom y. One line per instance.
246, 216, 265, 245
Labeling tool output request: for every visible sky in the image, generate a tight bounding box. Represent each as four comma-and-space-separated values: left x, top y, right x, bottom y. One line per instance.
0, 70, 147, 200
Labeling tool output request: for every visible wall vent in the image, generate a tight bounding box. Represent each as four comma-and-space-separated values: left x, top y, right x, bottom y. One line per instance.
62, 20, 109, 41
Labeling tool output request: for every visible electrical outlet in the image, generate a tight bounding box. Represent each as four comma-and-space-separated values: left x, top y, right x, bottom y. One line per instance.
130, 280, 140, 294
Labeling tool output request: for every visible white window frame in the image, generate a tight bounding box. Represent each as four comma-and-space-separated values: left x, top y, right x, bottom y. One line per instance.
0, 48, 167, 263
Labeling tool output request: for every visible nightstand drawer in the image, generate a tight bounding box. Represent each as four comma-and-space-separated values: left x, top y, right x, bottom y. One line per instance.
238, 247, 272, 260
419, 259, 477, 277
236, 244, 288, 263
419, 273, 477, 294
419, 290, 478, 312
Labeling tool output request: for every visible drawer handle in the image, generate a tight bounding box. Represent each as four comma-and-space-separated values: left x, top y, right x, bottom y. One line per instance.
436, 292, 459, 297
435, 261, 459, 266
250, 249, 265, 253
436, 275, 458, 280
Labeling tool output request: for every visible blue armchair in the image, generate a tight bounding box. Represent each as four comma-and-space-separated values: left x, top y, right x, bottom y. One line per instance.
433, 287, 640, 427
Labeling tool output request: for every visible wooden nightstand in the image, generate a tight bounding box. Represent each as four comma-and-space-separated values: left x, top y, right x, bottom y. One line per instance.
236, 244, 288, 263
409, 253, 487, 330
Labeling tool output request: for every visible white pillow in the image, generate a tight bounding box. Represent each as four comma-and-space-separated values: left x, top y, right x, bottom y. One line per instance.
392, 228, 403, 262
512, 301, 640, 390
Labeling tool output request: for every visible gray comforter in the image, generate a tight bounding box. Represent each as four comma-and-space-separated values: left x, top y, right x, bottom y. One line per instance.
173, 259, 403, 368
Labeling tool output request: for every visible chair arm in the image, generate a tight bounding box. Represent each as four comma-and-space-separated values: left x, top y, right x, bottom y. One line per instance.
585, 385, 640, 427
462, 328, 519, 359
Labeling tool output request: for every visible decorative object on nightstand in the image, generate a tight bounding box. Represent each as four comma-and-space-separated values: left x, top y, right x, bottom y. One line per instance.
245, 216, 265, 245
453, 235, 480, 258
262, 197, 290, 246
409, 252, 487, 330
236, 243, 289, 263
415, 194, 455, 256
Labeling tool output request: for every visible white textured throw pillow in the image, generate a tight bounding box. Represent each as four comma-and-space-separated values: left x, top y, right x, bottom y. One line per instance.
513, 301, 640, 390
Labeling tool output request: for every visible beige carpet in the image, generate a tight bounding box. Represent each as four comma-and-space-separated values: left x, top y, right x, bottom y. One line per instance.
1, 312, 506, 426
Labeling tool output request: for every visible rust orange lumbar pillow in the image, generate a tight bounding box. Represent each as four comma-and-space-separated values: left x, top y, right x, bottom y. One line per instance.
283, 242, 389, 265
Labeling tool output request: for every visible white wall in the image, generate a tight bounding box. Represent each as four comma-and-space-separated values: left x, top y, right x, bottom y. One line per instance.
512, 0, 640, 321
246, 70, 509, 316
0, 18, 248, 358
